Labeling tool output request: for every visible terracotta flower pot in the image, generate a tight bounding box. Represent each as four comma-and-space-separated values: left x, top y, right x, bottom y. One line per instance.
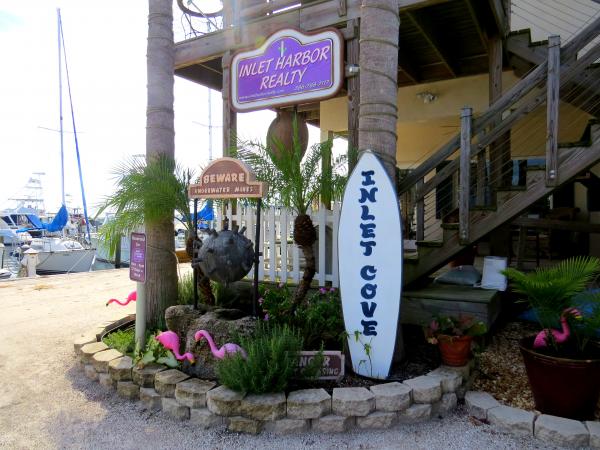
438, 335, 473, 366
519, 336, 600, 420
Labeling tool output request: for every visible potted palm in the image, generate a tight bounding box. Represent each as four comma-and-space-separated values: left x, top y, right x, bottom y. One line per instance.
424, 314, 487, 366
503, 256, 600, 420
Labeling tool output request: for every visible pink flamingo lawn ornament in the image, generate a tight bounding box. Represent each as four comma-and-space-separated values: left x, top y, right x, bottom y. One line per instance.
106, 290, 137, 307
533, 307, 583, 349
155, 331, 195, 364
194, 329, 247, 360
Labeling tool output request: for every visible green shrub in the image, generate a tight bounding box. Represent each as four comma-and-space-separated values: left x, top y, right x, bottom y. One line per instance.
103, 328, 135, 356
178, 272, 195, 305
216, 323, 320, 394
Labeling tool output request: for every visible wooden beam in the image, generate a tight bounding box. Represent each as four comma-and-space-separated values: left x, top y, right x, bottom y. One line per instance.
459, 107, 472, 244
398, 47, 420, 83
464, 0, 488, 50
222, 51, 236, 157
405, 10, 457, 77
513, 217, 600, 234
488, 0, 509, 36
546, 35, 560, 187
346, 19, 359, 170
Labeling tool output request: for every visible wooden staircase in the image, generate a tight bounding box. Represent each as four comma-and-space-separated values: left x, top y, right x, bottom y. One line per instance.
400, 16, 600, 287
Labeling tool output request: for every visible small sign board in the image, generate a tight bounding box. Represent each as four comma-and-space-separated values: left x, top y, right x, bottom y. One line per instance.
297, 350, 345, 381
129, 232, 146, 283
231, 28, 343, 112
188, 157, 268, 199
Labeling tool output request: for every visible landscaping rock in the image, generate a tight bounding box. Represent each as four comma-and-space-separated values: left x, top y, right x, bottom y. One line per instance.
98, 373, 116, 389
586, 421, 600, 449
154, 369, 189, 398
190, 408, 224, 429
162, 397, 190, 421
356, 411, 397, 429
165, 305, 257, 379
439, 363, 471, 379
397, 404, 431, 424
80, 342, 108, 364
108, 356, 133, 382
240, 392, 286, 421
117, 381, 139, 400
73, 334, 98, 355
139, 388, 162, 411
535, 414, 589, 448
264, 418, 309, 434
92, 349, 122, 373
427, 367, 463, 393
370, 382, 412, 412
464, 391, 500, 420
286, 389, 331, 419
431, 393, 457, 418
175, 379, 216, 408
206, 385, 244, 416
404, 376, 442, 403
84, 364, 98, 381
132, 363, 166, 388
488, 405, 535, 437
311, 415, 355, 433
332, 387, 375, 417
227, 416, 262, 434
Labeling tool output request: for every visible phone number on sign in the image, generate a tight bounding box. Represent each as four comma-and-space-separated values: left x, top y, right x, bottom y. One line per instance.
294, 79, 331, 91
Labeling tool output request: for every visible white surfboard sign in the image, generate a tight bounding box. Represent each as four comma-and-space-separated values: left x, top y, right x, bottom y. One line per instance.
338, 151, 403, 379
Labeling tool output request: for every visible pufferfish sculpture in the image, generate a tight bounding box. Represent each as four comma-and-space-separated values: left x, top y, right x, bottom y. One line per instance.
193, 223, 255, 285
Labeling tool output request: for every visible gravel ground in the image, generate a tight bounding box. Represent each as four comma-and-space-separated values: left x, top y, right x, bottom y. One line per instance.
0, 268, 565, 449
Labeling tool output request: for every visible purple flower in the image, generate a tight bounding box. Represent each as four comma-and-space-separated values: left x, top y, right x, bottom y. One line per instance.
258, 297, 264, 305
319, 288, 327, 294
278, 282, 285, 288
329, 287, 336, 293
263, 313, 269, 321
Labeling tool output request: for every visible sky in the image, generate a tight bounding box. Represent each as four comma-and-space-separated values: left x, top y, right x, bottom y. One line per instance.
0, 1, 321, 216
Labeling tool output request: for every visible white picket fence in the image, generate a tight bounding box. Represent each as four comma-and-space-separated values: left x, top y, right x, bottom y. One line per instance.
213, 203, 341, 287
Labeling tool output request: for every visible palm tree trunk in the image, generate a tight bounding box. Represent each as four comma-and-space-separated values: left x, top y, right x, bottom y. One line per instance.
294, 243, 316, 304
358, 0, 400, 181
145, 0, 178, 328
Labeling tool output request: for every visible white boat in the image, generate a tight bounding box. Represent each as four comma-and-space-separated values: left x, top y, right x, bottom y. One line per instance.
27, 236, 96, 274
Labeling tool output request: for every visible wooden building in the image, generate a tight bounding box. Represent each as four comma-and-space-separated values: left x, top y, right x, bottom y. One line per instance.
173, 0, 600, 285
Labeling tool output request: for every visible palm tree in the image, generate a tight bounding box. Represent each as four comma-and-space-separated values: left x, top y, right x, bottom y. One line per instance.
145, 0, 177, 328
237, 119, 348, 305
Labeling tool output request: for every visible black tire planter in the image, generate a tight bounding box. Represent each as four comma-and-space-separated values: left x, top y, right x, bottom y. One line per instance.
519, 336, 600, 420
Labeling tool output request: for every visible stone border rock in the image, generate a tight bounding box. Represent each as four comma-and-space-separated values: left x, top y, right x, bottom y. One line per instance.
465, 391, 600, 448
74, 317, 470, 435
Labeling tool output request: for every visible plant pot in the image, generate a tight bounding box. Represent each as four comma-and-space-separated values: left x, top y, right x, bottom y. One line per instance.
438, 335, 473, 366
519, 336, 600, 420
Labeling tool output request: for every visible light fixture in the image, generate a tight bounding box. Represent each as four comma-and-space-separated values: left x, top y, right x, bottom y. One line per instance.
416, 91, 438, 104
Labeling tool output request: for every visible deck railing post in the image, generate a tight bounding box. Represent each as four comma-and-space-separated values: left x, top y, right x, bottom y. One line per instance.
546, 35, 560, 186
416, 178, 425, 241
459, 107, 473, 245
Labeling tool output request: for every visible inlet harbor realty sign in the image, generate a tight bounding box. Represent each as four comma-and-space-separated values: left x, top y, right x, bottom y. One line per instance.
231, 28, 343, 112
338, 152, 403, 379
129, 232, 146, 283
188, 157, 267, 199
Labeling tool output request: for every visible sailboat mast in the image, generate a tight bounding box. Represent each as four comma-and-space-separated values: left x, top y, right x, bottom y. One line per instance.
57, 8, 65, 206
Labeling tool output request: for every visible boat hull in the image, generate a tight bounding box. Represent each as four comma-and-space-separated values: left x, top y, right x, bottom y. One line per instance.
35, 249, 96, 274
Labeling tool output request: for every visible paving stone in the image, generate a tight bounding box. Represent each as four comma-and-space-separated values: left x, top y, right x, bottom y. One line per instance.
162, 397, 190, 421
73, 334, 98, 355
397, 404, 432, 424
108, 356, 133, 382
80, 342, 108, 364
264, 418, 309, 434
427, 367, 463, 393
240, 392, 286, 421
586, 421, 600, 449
132, 363, 166, 387
92, 349, 123, 373
175, 379, 216, 408
227, 416, 262, 434
403, 376, 442, 403
98, 373, 116, 389
154, 369, 189, 398
139, 388, 162, 411
190, 408, 224, 429
84, 364, 98, 381
207, 385, 245, 416
332, 387, 375, 417
311, 415, 355, 433
535, 414, 589, 448
356, 411, 397, 429
370, 382, 412, 412
488, 405, 535, 437
287, 389, 331, 419
117, 381, 139, 400
464, 391, 500, 420
431, 393, 457, 418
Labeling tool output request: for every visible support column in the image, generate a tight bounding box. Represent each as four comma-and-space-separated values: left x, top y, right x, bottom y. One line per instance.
347, 19, 360, 171
221, 51, 237, 157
